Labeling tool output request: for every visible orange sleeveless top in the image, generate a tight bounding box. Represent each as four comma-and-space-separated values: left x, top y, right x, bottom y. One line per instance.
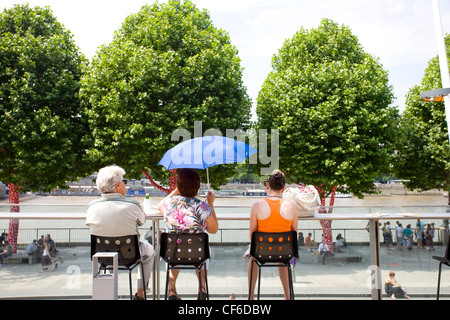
257, 198, 292, 233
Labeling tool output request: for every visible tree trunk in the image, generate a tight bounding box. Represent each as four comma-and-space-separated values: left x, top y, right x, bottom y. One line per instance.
7, 183, 19, 254
315, 185, 337, 253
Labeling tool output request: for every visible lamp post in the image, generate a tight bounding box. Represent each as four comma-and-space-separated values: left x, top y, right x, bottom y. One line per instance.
420, 88, 450, 102
421, 0, 450, 143
421, 0, 450, 226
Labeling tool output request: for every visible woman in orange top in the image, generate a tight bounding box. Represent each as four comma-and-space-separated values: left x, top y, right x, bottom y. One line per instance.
248, 170, 298, 299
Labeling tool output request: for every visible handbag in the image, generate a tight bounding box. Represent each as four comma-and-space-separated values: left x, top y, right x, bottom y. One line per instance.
283, 185, 320, 218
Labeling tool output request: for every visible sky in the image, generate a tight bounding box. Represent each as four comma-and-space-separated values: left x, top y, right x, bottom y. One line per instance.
3, 0, 450, 117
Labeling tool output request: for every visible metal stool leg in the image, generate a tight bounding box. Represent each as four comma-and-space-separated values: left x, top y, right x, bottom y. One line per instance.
249, 259, 254, 299
128, 270, 133, 300
198, 266, 201, 299
257, 264, 262, 300
164, 265, 170, 300
437, 262, 442, 300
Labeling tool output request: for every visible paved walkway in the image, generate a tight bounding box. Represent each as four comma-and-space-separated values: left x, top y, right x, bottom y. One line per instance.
0, 244, 448, 300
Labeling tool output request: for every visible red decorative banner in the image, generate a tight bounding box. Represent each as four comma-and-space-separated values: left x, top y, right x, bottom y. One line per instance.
7, 183, 20, 254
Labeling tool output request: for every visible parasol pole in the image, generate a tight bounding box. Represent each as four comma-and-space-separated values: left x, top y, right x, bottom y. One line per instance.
206, 167, 210, 191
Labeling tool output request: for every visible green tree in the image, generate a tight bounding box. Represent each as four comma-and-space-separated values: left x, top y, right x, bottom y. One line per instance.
80, 0, 251, 190
256, 18, 399, 249
230, 164, 264, 184
393, 34, 450, 202
0, 4, 90, 251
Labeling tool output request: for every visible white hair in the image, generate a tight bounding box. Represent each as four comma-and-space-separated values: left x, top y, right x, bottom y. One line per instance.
96, 165, 125, 193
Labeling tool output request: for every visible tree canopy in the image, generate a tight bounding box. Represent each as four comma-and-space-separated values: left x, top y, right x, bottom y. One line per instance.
393, 34, 450, 195
80, 0, 252, 188
256, 18, 399, 198
0, 4, 90, 191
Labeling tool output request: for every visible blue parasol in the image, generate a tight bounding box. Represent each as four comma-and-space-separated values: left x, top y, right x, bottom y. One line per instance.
158, 135, 257, 190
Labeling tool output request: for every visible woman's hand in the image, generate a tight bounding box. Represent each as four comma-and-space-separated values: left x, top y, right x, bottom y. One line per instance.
206, 191, 215, 207
205, 191, 218, 234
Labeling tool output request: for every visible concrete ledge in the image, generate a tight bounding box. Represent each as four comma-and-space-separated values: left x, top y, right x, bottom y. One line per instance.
2, 251, 30, 264
298, 246, 365, 264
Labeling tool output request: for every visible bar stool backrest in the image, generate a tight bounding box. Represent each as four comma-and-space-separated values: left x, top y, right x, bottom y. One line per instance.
160, 232, 210, 267
250, 231, 299, 264
90, 234, 140, 268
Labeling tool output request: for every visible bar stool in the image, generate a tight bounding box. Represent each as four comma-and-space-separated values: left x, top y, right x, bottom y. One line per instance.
160, 232, 210, 300
90, 234, 146, 300
432, 234, 450, 300
249, 231, 298, 300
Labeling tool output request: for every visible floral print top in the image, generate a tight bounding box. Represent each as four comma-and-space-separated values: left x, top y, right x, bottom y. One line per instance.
162, 195, 213, 233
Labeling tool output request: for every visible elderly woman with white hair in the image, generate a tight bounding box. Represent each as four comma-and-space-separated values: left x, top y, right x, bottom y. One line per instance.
86, 165, 154, 300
